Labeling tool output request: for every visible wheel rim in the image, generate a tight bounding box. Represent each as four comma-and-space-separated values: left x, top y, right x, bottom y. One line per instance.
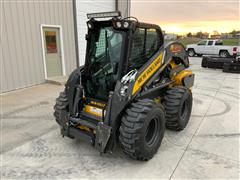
145, 117, 160, 147
188, 50, 194, 56
220, 52, 227, 57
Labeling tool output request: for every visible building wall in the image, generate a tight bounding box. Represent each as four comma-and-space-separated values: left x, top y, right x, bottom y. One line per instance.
2, 0, 77, 93
75, 0, 130, 65
75, 0, 115, 65
118, 0, 131, 18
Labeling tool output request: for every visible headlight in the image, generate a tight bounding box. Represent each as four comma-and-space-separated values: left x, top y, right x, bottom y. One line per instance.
87, 23, 92, 29
123, 21, 129, 28
116, 21, 122, 28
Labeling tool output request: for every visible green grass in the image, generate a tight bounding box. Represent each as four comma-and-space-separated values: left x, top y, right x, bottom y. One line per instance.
176, 38, 200, 46
165, 38, 200, 46
222, 38, 239, 46
173, 38, 239, 46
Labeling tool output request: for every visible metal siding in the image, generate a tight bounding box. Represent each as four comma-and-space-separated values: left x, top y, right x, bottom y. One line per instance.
3, 2, 24, 90
2, 1, 76, 92
118, 0, 130, 17
44, 1, 51, 24
27, 1, 40, 83
62, 2, 71, 74
1, 61, 7, 92
75, 0, 115, 65
32, 1, 45, 81
22, 2, 36, 85
66, 2, 74, 73
2, 8, 12, 92
2, 21, 12, 92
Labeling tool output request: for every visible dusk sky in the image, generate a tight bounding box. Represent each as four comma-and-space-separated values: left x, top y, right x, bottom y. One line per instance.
131, 0, 239, 35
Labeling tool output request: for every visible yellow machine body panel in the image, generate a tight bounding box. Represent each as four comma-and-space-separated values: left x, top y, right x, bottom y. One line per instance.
84, 105, 103, 117
78, 125, 91, 132
132, 52, 163, 95
172, 69, 193, 86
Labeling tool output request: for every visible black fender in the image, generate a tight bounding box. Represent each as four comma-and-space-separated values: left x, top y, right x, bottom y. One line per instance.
164, 41, 189, 67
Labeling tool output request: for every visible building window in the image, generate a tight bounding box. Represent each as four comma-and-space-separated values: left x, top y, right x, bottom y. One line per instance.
45, 31, 57, 53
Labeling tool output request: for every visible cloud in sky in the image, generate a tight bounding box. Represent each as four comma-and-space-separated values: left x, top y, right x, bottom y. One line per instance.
131, 0, 239, 34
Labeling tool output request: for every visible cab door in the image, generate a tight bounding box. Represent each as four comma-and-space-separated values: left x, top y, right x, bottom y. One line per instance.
205, 40, 214, 55
194, 40, 207, 54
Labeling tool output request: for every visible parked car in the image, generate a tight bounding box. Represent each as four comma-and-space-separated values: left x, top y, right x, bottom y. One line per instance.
186, 39, 239, 57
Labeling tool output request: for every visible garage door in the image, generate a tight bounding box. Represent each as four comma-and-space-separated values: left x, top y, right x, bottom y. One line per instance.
76, 0, 115, 65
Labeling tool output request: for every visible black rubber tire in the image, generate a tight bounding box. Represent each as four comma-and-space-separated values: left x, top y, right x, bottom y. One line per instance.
187, 49, 195, 57
54, 90, 69, 126
201, 56, 209, 68
119, 99, 165, 161
222, 63, 230, 72
164, 86, 192, 131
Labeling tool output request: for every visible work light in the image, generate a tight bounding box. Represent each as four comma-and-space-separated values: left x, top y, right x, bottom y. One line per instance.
123, 21, 129, 28
116, 21, 122, 28
87, 22, 92, 29
87, 11, 121, 19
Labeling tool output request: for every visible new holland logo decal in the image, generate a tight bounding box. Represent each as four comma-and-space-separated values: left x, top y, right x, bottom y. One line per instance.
132, 52, 163, 95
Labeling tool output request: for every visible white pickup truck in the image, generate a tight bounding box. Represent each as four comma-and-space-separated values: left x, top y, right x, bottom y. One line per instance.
186, 39, 239, 57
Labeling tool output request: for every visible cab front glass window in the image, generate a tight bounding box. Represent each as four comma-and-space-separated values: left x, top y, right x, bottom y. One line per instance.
85, 26, 125, 100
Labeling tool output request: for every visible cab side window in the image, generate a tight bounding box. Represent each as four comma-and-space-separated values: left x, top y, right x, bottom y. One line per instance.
207, 41, 213, 46
146, 29, 159, 58
129, 28, 160, 69
130, 28, 145, 69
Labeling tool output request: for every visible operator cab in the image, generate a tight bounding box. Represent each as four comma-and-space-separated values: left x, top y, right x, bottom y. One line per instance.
82, 11, 164, 102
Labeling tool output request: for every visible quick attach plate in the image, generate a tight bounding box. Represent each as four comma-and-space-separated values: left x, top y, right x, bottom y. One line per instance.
95, 122, 112, 153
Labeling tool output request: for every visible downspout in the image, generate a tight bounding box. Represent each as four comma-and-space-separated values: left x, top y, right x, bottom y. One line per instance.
72, 0, 80, 67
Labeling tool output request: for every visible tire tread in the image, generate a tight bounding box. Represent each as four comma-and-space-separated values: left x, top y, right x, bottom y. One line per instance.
119, 99, 165, 160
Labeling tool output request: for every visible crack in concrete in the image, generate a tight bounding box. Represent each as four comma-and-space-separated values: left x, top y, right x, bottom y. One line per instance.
196, 133, 240, 138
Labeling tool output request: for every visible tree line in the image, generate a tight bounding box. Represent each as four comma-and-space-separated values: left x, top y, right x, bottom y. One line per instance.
186, 30, 239, 38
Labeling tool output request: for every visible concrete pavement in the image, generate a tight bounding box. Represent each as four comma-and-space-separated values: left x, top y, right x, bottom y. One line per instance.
1, 57, 239, 179
1, 84, 62, 153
